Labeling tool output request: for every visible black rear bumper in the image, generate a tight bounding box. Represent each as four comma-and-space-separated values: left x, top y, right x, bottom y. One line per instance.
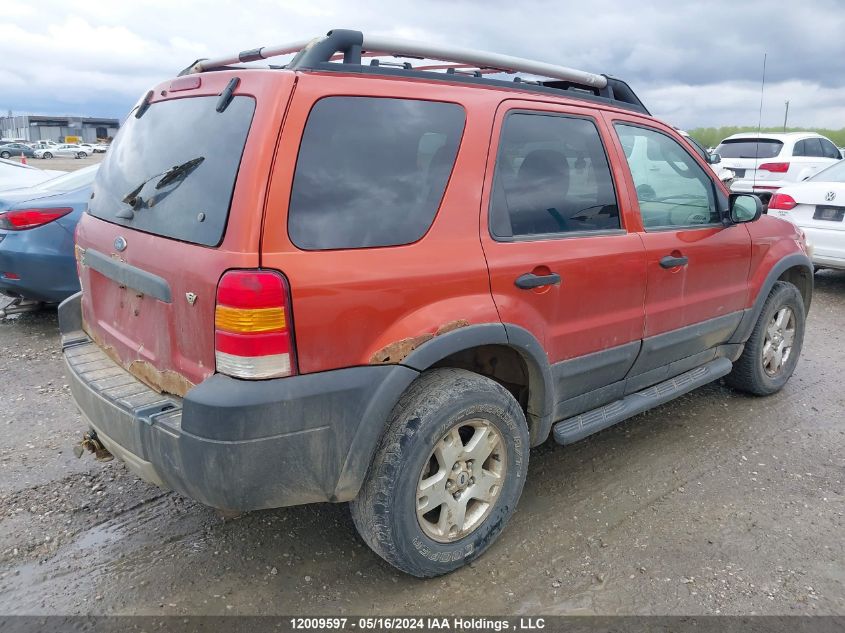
59, 293, 418, 511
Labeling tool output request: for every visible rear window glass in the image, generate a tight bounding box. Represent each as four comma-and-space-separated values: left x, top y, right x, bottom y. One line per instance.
716, 139, 783, 159
288, 97, 465, 250
88, 95, 255, 247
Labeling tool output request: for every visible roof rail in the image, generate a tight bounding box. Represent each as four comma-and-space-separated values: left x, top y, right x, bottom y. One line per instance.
182, 28, 607, 88
179, 29, 648, 113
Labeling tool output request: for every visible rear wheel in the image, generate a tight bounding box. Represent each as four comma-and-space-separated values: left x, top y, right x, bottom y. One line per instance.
726, 281, 805, 395
350, 368, 529, 577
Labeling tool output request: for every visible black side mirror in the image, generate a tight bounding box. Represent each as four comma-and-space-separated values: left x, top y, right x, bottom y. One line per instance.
708, 152, 722, 165
729, 193, 763, 223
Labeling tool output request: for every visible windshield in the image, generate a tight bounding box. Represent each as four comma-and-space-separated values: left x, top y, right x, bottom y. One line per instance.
36, 164, 99, 191
716, 139, 783, 159
88, 95, 255, 246
810, 159, 845, 183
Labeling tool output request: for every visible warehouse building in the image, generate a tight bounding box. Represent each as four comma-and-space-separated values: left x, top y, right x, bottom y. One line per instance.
0, 113, 120, 143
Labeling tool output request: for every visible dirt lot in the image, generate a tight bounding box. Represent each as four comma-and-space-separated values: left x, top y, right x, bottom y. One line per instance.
0, 274, 843, 616
14, 153, 104, 173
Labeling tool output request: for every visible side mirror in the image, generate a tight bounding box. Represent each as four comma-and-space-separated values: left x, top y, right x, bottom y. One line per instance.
729, 193, 763, 223
708, 152, 722, 165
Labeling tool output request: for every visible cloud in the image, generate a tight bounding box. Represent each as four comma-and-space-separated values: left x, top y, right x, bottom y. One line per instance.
1, 0, 843, 129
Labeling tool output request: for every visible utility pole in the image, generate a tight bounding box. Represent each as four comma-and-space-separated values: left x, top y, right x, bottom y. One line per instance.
783, 100, 790, 132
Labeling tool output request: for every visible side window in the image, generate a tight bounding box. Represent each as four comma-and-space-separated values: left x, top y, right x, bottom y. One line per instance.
803, 138, 825, 158
490, 113, 619, 239
793, 139, 807, 157
820, 138, 841, 160
614, 124, 719, 229
288, 97, 465, 250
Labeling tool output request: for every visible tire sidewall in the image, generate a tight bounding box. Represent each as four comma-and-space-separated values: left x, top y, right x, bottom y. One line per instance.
390, 390, 528, 576
0, 152, 9, 159
752, 284, 805, 392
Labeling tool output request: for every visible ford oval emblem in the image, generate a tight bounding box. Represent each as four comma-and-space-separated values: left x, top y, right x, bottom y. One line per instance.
114, 236, 127, 252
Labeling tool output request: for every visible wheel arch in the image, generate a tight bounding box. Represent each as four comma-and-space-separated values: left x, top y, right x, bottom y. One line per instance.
731, 252, 813, 345
401, 323, 554, 447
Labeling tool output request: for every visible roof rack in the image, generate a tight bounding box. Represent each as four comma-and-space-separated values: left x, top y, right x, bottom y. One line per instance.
180, 29, 648, 113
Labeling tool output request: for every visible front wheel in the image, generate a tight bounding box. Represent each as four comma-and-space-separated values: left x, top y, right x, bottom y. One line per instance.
350, 368, 529, 577
76, 152, 87, 159
726, 281, 806, 395
43, 152, 53, 159
0, 151, 9, 159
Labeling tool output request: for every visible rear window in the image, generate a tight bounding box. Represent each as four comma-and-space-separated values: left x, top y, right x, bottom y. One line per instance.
88, 95, 255, 247
716, 138, 783, 159
288, 97, 465, 250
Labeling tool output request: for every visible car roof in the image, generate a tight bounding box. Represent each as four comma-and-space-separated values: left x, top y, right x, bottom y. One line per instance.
721, 132, 825, 142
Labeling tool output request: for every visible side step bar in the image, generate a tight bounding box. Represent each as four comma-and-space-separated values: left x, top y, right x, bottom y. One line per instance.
552, 357, 732, 445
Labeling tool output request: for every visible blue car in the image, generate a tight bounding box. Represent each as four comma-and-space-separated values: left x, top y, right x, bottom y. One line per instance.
0, 165, 99, 303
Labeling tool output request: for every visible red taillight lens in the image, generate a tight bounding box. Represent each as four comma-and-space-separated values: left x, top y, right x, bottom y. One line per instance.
768, 193, 797, 210
0, 207, 73, 230
214, 270, 297, 379
759, 162, 790, 173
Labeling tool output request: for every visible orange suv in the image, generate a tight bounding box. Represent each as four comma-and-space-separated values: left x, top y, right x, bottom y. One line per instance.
60, 29, 813, 577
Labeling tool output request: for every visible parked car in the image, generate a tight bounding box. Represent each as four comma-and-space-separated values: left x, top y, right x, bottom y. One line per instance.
78, 143, 97, 155
0, 164, 99, 302
769, 159, 845, 271
34, 143, 89, 159
678, 129, 734, 186
0, 143, 36, 159
716, 132, 842, 205
92, 143, 110, 153
0, 158, 65, 192
61, 30, 813, 578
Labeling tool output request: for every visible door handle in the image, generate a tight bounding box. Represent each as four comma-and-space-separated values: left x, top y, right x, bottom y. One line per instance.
659, 255, 689, 269
515, 272, 561, 289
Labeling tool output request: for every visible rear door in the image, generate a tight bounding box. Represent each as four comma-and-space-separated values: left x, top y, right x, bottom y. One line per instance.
606, 115, 751, 379
480, 100, 647, 410
75, 71, 294, 393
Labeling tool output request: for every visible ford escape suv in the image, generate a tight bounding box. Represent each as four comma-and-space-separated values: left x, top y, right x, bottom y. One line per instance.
60, 29, 813, 578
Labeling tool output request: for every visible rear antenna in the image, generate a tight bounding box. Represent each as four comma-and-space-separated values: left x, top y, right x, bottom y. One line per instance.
753, 53, 767, 191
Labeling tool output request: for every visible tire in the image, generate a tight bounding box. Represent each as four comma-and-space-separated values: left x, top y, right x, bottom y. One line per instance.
725, 281, 805, 396
76, 152, 87, 159
350, 368, 529, 577
0, 151, 9, 159
43, 152, 53, 159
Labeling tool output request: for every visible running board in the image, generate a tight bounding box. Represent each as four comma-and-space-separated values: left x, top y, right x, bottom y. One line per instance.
552, 357, 732, 445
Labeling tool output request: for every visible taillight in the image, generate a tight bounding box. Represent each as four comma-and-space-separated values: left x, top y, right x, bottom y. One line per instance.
0, 207, 73, 230
768, 193, 797, 210
214, 270, 297, 379
759, 162, 790, 173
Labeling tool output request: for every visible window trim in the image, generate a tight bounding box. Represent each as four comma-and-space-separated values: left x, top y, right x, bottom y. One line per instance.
613, 121, 725, 232
488, 109, 623, 243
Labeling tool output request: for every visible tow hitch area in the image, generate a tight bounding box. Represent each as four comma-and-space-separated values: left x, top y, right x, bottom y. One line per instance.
73, 430, 114, 462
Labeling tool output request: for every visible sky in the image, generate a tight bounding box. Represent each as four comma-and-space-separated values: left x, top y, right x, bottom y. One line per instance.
2, 0, 844, 130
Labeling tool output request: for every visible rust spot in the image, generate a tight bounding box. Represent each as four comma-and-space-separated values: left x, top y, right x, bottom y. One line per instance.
435, 319, 470, 336
85, 322, 194, 397
369, 334, 434, 365
128, 360, 194, 397
370, 319, 471, 364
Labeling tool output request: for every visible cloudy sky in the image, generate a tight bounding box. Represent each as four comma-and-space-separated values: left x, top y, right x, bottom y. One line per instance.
2, 0, 844, 130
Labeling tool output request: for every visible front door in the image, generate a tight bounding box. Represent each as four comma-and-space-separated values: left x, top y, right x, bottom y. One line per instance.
605, 116, 752, 376
480, 101, 647, 413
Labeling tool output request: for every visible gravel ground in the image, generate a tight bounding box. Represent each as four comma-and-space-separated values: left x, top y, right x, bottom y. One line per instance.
14, 153, 104, 173
0, 273, 843, 615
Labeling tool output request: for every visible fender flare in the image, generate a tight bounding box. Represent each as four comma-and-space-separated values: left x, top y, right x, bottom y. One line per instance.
402, 323, 554, 446
729, 252, 813, 345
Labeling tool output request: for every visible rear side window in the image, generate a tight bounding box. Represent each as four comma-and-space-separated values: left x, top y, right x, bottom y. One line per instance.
489, 113, 619, 239
819, 138, 841, 159
288, 97, 465, 250
89, 95, 256, 247
716, 139, 783, 159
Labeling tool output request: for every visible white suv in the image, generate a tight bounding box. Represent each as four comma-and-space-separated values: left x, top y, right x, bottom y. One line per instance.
716, 132, 842, 204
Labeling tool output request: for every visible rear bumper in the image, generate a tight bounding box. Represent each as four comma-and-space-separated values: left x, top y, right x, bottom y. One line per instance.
59, 293, 419, 511
799, 226, 845, 270
729, 179, 786, 196
0, 225, 79, 302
